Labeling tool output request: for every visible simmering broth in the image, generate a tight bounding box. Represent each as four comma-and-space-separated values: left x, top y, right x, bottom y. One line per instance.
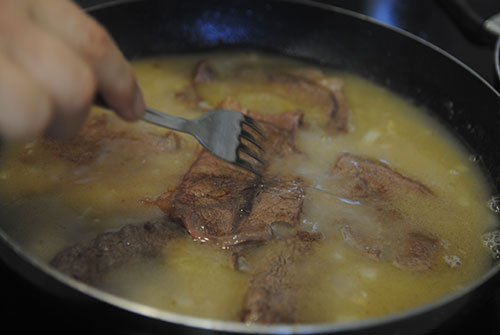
0, 51, 497, 323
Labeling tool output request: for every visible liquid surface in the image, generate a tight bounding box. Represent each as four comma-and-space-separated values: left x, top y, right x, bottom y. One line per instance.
0, 52, 497, 323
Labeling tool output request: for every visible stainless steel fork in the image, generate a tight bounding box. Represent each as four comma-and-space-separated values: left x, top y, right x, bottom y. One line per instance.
94, 96, 265, 175
142, 107, 265, 175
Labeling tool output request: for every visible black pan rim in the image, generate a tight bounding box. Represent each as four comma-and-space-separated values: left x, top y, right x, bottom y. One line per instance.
1, 221, 499, 333
0, 0, 499, 334
495, 38, 500, 82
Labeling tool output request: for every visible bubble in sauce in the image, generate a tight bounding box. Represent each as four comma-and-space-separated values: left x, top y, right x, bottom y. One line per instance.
487, 196, 500, 213
444, 255, 461, 268
468, 154, 482, 163
482, 230, 500, 259
443, 100, 454, 113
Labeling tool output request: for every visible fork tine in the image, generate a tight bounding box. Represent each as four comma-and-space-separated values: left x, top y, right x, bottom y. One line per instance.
238, 144, 264, 164
243, 115, 266, 139
235, 158, 262, 177
240, 130, 264, 151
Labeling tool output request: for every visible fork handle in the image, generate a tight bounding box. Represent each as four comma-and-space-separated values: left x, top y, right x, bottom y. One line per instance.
93, 94, 190, 133
142, 108, 190, 133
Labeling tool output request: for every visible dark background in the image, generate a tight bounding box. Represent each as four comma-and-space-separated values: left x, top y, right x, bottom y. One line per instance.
1, 0, 499, 334
78, 0, 500, 88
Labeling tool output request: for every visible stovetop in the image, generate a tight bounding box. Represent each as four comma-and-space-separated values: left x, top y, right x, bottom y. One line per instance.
1, 0, 500, 334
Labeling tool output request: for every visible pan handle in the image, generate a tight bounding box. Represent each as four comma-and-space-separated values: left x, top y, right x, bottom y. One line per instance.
436, 0, 499, 45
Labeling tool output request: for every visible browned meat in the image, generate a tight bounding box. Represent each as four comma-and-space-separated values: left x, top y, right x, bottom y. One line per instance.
193, 59, 216, 84
331, 153, 439, 271
241, 231, 322, 324
50, 219, 181, 284
340, 223, 383, 261
212, 176, 305, 249
42, 114, 112, 164
215, 96, 242, 112
182, 58, 350, 133
340, 220, 440, 271
331, 152, 433, 202
246, 109, 304, 134
157, 108, 304, 249
244, 177, 305, 231
174, 86, 201, 109
217, 96, 304, 138
174, 60, 216, 108
262, 71, 350, 133
246, 110, 303, 159
319, 77, 350, 133
159, 152, 260, 247
394, 231, 440, 271
42, 114, 182, 165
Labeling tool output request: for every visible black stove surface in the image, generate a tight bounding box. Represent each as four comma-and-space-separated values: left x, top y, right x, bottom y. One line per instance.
1, 0, 500, 334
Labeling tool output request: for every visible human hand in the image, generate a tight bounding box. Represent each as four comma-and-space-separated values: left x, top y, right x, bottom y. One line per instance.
0, 0, 145, 140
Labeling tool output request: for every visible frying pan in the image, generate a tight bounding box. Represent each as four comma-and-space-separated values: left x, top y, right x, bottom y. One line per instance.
436, 0, 500, 85
1, 0, 500, 334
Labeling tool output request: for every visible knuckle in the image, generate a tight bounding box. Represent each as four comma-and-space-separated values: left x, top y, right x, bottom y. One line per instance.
78, 67, 98, 107
66, 64, 97, 113
86, 21, 113, 60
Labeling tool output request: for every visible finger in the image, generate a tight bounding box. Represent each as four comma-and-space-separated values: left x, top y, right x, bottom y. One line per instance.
0, 54, 53, 140
29, 0, 145, 121
2, 12, 98, 139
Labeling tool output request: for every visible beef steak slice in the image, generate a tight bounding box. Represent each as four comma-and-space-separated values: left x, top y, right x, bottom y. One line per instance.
50, 218, 181, 284
331, 152, 440, 271
157, 108, 305, 249
241, 231, 322, 324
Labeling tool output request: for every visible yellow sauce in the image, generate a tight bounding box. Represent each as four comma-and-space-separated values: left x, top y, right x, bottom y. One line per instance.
0, 51, 497, 323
